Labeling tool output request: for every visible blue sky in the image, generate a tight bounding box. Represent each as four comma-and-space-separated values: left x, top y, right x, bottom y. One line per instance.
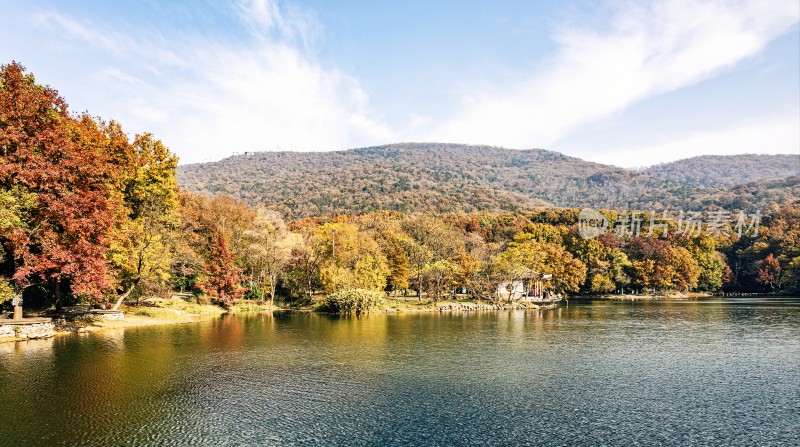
1, 0, 798, 166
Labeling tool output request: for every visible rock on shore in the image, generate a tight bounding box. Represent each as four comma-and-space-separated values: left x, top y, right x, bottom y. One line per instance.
435, 302, 557, 312
0, 320, 55, 342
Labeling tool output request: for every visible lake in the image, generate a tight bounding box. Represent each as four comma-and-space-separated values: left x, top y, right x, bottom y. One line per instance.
1, 298, 799, 446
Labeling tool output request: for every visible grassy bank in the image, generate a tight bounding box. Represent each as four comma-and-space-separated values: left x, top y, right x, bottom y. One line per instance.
54, 297, 225, 335
51, 293, 561, 337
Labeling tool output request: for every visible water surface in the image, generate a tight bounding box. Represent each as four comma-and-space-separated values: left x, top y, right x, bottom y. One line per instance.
1, 298, 798, 446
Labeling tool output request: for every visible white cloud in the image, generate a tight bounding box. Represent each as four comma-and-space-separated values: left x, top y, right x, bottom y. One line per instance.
595, 114, 800, 168
32, 10, 128, 55
21, 0, 800, 165
161, 37, 394, 160
33, 9, 186, 68
98, 67, 144, 86
32, 0, 393, 163
426, 0, 800, 149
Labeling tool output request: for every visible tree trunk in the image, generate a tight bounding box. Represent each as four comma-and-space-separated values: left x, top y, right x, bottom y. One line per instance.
54, 278, 62, 312
417, 269, 422, 299
12, 290, 22, 321
112, 281, 138, 310
269, 275, 276, 307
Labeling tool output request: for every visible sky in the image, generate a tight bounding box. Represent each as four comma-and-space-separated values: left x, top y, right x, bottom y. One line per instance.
1, 0, 798, 167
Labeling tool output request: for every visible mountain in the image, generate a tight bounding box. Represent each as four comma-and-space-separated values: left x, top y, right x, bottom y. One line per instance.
177, 143, 800, 219
641, 154, 800, 187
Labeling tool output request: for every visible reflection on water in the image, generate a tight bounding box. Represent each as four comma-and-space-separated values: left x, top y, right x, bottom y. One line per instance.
1, 299, 798, 446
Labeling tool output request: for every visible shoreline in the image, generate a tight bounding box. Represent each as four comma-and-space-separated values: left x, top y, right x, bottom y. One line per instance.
572, 292, 712, 301
53, 313, 224, 337
6, 293, 785, 342
48, 300, 564, 337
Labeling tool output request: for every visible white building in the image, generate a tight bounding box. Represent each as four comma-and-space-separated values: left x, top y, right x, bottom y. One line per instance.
496, 281, 526, 300
495, 272, 553, 301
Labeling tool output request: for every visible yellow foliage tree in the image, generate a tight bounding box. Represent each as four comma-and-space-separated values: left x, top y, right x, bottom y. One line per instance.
496, 239, 586, 294
108, 134, 180, 309
316, 221, 390, 292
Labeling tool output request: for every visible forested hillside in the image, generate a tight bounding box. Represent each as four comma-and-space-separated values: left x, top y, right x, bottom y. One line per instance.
642, 154, 800, 187
4, 62, 799, 315
178, 145, 799, 218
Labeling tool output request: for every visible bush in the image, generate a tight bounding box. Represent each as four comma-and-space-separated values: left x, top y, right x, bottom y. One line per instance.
0, 278, 13, 302
325, 289, 386, 314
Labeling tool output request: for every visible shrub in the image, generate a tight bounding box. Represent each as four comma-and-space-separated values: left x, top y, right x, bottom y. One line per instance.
0, 278, 13, 303
325, 289, 386, 314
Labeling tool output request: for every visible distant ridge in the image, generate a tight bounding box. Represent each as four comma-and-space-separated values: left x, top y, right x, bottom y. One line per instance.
641, 154, 800, 187
177, 143, 799, 218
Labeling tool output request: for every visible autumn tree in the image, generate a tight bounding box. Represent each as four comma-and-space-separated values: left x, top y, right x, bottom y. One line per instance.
242, 210, 299, 305
285, 229, 322, 299
178, 193, 253, 305
198, 232, 244, 304
420, 259, 459, 303
108, 133, 180, 309
757, 253, 781, 290
459, 232, 501, 300
383, 237, 411, 295
589, 273, 615, 293
403, 215, 465, 298
1, 62, 121, 310
668, 246, 700, 291
315, 220, 390, 292
496, 237, 587, 295
627, 237, 673, 291
356, 212, 412, 296
687, 235, 726, 292
403, 237, 432, 299
566, 232, 631, 294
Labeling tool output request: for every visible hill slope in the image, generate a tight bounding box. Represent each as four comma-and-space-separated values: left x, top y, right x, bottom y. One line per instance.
642, 154, 799, 187
177, 144, 799, 218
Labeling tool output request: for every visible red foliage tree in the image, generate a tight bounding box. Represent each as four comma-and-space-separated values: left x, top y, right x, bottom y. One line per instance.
0, 62, 119, 304
757, 253, 781, 290
198, 232, 244, 305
